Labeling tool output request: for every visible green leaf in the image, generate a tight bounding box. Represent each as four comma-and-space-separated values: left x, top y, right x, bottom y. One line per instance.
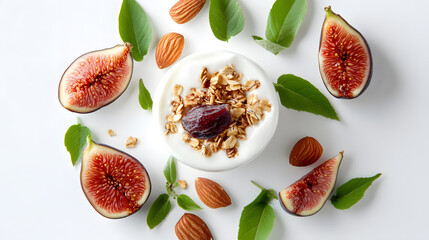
118, 0, 152, 61
64, 121, 91, 166
252, 36, 286, 55
209, 0, 245, 41
163, 156, 176, 184
253, 0, 306, 54
177, 194, 202, 211
138, 79, 153, 111
331, 173, 382, 210
238, 190, 276, 240
147, 194, 171, 229
274, 74, 339, 120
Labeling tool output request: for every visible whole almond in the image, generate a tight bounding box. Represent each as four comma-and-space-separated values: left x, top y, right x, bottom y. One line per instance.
155, 32, 184, 69
170, 0, 206, 24
175, 213, 213, 240
289, 136, 323, 167
195, 177, 231, 209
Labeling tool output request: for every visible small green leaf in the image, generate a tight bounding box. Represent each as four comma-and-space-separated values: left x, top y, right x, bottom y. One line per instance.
209, 0, 245, 41
177, 194, 202, 211
238, 189, 276, 240
274, 74, 339, 120
253, 0, 306, 54
147, 194, 171, 229
252, 36, 286, 55
138, 79, 153, 111
331, 173, 382, 210
64, 121, 91, 166
163, 156, 176, 184
119, 0, 152, 61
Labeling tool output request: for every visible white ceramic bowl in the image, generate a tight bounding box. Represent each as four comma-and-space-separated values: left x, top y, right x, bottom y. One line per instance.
153, 51, 279, 171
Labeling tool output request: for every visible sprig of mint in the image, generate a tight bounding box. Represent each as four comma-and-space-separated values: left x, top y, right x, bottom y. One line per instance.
118, 0, 152, 61
138, 79, 153, 111
209, 0, 245, 41
331, 173, 382, 210
146, 156, 201, 229
274, 74, 339, 120
238, 181, 278, 240
64, 118, 92, 166
253, 0, 307, 55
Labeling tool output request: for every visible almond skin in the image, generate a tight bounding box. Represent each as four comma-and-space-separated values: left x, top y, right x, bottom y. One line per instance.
289, 136, 323, 167
195, 177, 231, 209
155, 32, 184, 69
170, 0, 206, 24
175, 213, 213, 240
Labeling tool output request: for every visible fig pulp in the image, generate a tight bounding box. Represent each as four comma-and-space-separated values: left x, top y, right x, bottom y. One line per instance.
181, 104, 231, 139
318, 6, 372, 99
59, 43, 133, 113
81, 137, 151, 218
279, 152, 343, 216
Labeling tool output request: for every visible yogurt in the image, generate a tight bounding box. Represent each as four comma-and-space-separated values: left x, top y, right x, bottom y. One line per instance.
153, 51, 279, 171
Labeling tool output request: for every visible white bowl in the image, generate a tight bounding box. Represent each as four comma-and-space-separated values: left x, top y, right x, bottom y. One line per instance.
153, 51, 279, 171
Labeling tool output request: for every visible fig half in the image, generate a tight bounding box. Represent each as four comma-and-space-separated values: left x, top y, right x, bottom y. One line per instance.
279, 152, 343, 216
81, 137, 151, 219
59, 44, 133, 113
318, 6, 372, 99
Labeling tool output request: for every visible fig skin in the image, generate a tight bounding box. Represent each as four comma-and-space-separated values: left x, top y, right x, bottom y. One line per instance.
318, 6, 372, 99
80, 137, 151, 219
58, 43, 133, 113
279, 152, 343, 216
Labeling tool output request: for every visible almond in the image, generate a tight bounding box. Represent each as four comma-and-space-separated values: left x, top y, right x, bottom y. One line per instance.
170, 0, 206, 24
155, 32, 184, 69
175, 213, 213, 240
195, 177, 231, 209
289, 136, 323, 167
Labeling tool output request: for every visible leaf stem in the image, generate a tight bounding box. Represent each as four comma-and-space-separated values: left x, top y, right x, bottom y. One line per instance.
251, 180, 278, 200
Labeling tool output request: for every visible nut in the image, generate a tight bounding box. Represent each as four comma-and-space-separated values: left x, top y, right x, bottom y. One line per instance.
155, 32, 185, 69
175, 213, 213, 240
289, 136, 323, 167
170, 0, 206, 24
195, 177, 231, 209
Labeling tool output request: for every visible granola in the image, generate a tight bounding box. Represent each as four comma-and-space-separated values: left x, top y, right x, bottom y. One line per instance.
165, 64, 271, 158
125, 136, 138, 148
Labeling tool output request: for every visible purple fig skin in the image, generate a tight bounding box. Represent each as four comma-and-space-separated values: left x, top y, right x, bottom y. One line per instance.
81, 137, 151, 219
318, 6, 372, 99
279, 152, 343, 216
58, 44, 133, 113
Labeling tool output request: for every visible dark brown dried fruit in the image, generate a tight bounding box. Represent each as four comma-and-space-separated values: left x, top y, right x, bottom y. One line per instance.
181, 104, 231, 139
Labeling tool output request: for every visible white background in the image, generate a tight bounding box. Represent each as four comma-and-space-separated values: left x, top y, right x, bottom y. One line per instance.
1, 0, 427, 239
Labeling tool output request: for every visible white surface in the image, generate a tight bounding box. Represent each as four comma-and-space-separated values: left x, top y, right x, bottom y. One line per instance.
153, 50, 279, 171
0, 0, 428, 239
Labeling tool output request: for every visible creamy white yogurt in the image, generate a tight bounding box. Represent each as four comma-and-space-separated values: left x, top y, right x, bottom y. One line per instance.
153, 51, 279, 171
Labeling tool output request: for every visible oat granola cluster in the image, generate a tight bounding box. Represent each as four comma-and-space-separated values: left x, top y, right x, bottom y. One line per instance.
165, 64, 271, 158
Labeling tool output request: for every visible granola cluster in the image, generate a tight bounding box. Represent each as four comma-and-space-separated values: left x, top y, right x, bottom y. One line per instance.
165, 64, 271, 158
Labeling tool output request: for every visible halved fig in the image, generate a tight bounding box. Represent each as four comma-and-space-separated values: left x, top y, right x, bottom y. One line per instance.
318, 6, 372, 99
279, 152, 343, 216
59, 43, 133, 113
81, 137, 151, 219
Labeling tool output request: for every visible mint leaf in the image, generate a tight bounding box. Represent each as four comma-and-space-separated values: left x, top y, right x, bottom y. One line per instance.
163, 156, 176, 184
177, 194, 202, 211
252, 36, 286, 55
274, 74, 339, 120
253, 0, 307, 54
119, 0, 152, 61
209, 0, 245, 41
147, 193, 171, 229
331, 173, 382, 210
238, 182, 276, 240
64, 120, 91, 166
138, 79, 153, 111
